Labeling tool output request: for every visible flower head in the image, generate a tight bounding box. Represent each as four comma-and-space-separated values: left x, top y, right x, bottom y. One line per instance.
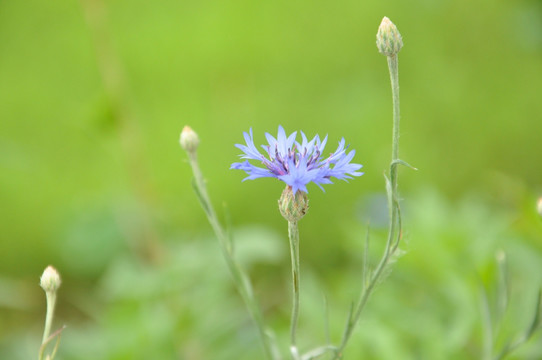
231, 126, 363, 194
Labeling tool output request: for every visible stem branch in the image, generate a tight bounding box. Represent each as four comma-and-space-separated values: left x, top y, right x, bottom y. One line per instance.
186, 151, 279, 360
332, 52, 402, 360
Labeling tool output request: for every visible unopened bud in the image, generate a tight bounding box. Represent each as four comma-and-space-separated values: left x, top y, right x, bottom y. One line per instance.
180, 126, 199, 153
279, 186, 309, 222
40, 266, 61, 293
537, 197, 542, 217
376, 16, 403, 56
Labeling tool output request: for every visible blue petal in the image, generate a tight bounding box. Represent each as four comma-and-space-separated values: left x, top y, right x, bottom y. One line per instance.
231, 161, 275, 180
235, 128, 264, 160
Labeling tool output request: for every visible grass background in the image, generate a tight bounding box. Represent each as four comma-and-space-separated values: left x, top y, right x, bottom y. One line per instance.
0, 0, 541, 359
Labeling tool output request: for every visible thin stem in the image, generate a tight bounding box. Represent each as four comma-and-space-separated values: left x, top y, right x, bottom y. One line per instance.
187, 152, 224, 240
288, 221, 301, 359
332, 53, 403, 360
386, 52, 402, 265
388, 54, 400, 188
41, 292, 56, 345
39, 292, 57, 360
386, 54, 401, 260
186, 151, 280, 360
388, 53, 401, 250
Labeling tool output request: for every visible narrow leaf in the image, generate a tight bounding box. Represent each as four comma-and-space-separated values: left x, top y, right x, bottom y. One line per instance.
384, 173, 393, 217
391, 159, 418, 171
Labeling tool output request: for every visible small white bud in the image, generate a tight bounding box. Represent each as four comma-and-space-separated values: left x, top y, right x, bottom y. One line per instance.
40, 266, 61, 293
180, 126, 200, 153
376, 16, 403, 56
537, 197, 542, 217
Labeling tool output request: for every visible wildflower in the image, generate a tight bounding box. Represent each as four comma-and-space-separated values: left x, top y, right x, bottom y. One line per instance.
231, 126, 363, 194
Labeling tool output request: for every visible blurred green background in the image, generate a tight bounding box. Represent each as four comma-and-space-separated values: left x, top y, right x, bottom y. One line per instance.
1, 0, 542, 359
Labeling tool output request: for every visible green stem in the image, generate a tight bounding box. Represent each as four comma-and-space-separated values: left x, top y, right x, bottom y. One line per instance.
388, 53, 401, 250
39, 291, 57, 360
388, 54, 400, 191
187, 152, 224, 240
186, 151, 279, 360
42, 292, 56, 345
387, 54, 401, 252
332, 53, 402, 360
385, 52, 401, 267
288, 221, 301, 359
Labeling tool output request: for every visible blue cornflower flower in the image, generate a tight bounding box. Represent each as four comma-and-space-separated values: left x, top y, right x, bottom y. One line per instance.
231, 126, 363, 194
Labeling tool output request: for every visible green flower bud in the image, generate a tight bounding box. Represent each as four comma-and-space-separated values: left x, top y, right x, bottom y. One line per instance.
40, 266, 61, 293
180, 126, 200, 153
279, 186, 309, 222
376, 16, 403, 56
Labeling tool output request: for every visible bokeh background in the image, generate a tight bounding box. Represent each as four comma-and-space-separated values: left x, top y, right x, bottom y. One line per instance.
1, 0, 542, 359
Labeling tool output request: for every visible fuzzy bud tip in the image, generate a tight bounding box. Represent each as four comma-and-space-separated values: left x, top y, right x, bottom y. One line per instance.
537, 197, 542, 217
279, 186, 309, 222
40, 266, 61, 293
376, 16, 403, 56
180, 126, 200, 153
